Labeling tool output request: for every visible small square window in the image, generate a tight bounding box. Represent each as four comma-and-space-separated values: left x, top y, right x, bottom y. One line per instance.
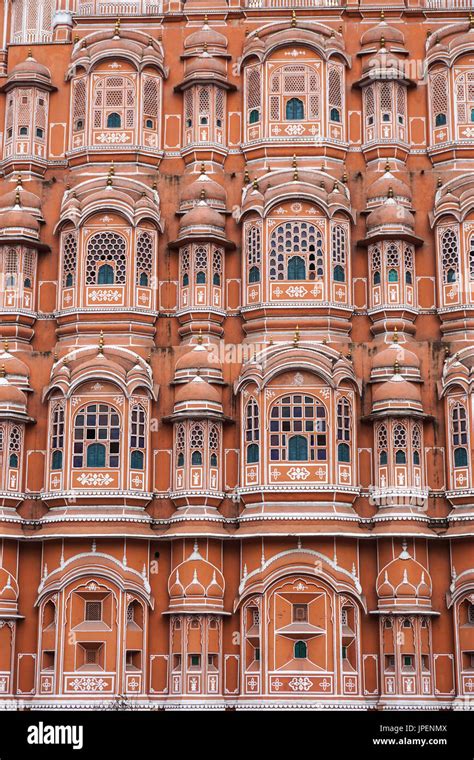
293, 604, 308, 623
85, 601, 102, 622
190, 654, 201, 668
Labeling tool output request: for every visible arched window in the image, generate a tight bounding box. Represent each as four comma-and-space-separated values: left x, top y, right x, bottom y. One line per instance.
106, 112, 121, 129
194, 246, 208, 285
388, 269, 398, 283
209, 424, 219, 472
269, 394, 326, 463
430, 70, 449, 131
87, 443, 106, 468
62, 231, 77, 289
328, 64, 343, 126
377, 424, 388, 467
294, 641, 307, 659
288, 435, 308, 461
73, 404, 120, 468
454, 447, 468, 467
8, 426, 21, 471
286, 97, 304, 120
212, 248, 223, 288
246, 65, 261, 127
287, 255, 306, 280
441, 228, 459, 285
97, 263, 114, 285
136, 232, 153, 289
334, 265, 344, 282
269, 221, 324, 281
190, 423, 204, 467
469, 236, 474, 282
246, 223, 261, 284
245, 399, 260, 464
130, 404, 146, 471
249, 109, 260, 124
393, 423, 407, 465
337, 397, 352, 462
86, 232, 127, 286
412, 424, 422, 468
452, 402, 468, 469
50, 402, 65, 472
176, 424, 185, 470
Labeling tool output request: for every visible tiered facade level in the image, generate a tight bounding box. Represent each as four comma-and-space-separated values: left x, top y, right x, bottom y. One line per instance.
4, 0, 474, 711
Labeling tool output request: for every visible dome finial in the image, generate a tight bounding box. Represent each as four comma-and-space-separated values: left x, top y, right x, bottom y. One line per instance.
380, 36, 385, 49
244, 169, 250, 185
292, 154, 298, 181
437, 176, 442, 189
200, 162, 206, 175
388, 185, 394, 199
392, 326, 398, 343
380, 9, 385, 21
470, 11, 474, 28
252, 178, 259, 190
385, 160, 390, 172
27, 48, 33, 59
197, 328, 203, 345
291, 9, 297, 28
3, 339, 9, 353
114, 17, 121, 38
393, 359, 400, 375
200, 188, 206, 202
0, 364, 6, 379
98, 331, 104, 355
293, 325, 300, 346
14, 187, 21, 207
16, 174, 22, 187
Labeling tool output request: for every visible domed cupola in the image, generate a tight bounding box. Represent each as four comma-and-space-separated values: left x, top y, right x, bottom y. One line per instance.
376, 542, 432, 612
364, 189, 420, 246
0, 341, 30, 389
167, 541, 225, 614
174, 373, 223, 418
371, 330, 421, 383
366, 163, 412, 211
372, 363, 423, 416
0, 366, 28, 419
180, 165, 227, 213
174, 334, 223, 384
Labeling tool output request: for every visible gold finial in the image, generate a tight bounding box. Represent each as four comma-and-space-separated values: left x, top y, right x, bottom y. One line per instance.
381, 9, 385, 21
244, 169, 250, 185
152, 180, 157, 191
15, 187, 21, 206
53, 351, 58, 363
426, 29, 431, 38
385, 160, 390, 172
146, 351, 152, 364
393, 360, 400, 375
293, 325, 300, 346
114, 17, 121, 37
204, 14, 208, 24
392, 326, 399, 343
106, 162, 114, 187
27, 48, 32, 59
292, 154, 298, 181
445, 345, 451, 357
3, 339, 8, 353
292, 154, 297, 169
203, 42, 208, 53
333, 180, 339, 192
16, 174, 22, 187
200, 188, 206, 201
200, 162, 206, 175
0, 364, 5, 379
470, 12, 474, 28
291, 10, 297, 28
74, 34, 79, 44
437, 176, 442, 189
110, 161, 115, 176
197, 329, 203, 345
98, 331, 104, 355
252, 178, 259, 190
342, 168, 348, 184
380, 36, 385, 48
388, 185, 394, 199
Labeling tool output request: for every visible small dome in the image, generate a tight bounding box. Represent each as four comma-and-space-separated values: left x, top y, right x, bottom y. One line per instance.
174, 375, 221, 405
9, 54, 51, 82
0, 187, 41, 213
181, 169, 226, 208
360, 21, 405, 48
0, 346, 30, 382
175, 344, 220, 372
185, 54, 227, 80
168, 542, 225, 611
373, 374, 421, 404
180, 200, 225, 233
372, 337, 421, 372
184, 22, 228, 52
0, 374, 27, 409
367, 171, 411, 206
366, 198, 415, 233
0, 208, 40, 234
376, 544, 432, 606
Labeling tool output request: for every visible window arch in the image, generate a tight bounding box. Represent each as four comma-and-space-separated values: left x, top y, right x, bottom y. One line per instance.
246, 224, 261, 284
130, 404, 146, 471
412, 424, 422, 467
269, 221, 324, 281
288, 434, 308, 461
440, 228, 459, 285
269, 394, 326, 463
190, 423, 204, 467
50, 401, 65, 471
8, 426, 21, 469
86, 231, 127, 286
294, 640, 307, 659
430, 70, 449, 131
92, 76, 135, 132
328, 64, 343, 125
332, 224, 347, 283
73, 404, 120, 469
246, 65, 262, 125
209, 424, 219, 469
393, 423, 407, 464
176, 423, 185, 469
136, 232, 153, 288
62, 231, 77, 288
286, 97, 304, 120
337, 397, 352, 462
245, 398, 260, 464
451, 402, 468, 469
377, 424, 388, 466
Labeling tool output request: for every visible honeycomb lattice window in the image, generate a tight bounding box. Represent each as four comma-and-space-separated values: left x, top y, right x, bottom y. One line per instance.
440, 228, 459, 284
143, 76, 160, 119
268, 64, 320, 122
269, 221, 324, 281
246, 223, 261, 283
11, 0, 55, 44
331, 224, 347, 281
430, 70, 449, 128
92, 76, 135, 131
62, 232, 77, 287
136, 232, 153, 286
72, 78, 86, 133
246, 65, 261, 123
85, 231, 127, 286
